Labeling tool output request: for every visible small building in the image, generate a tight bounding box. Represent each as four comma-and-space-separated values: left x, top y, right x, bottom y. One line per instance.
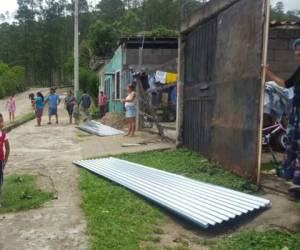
101, 37, 178, 113
268, 21, 300, 80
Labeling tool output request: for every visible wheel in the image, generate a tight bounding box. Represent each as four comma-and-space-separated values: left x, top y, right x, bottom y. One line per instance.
271, 131, 288, 152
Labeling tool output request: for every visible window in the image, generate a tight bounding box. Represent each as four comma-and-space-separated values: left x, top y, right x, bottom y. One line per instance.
104, 78, 110, 97
115, 72, 121, 100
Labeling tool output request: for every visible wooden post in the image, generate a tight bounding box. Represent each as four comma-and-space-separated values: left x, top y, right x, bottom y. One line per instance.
257, 0, 270, 184
176, 36, 185, 147
136, 47, 143, 131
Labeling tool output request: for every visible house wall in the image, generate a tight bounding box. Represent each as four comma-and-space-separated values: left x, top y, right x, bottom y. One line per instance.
124, 48, 178, 71
268, 26, 300, 80
104, 47, 124, 113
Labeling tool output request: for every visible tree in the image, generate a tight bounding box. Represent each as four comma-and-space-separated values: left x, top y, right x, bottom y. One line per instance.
271, 1, 300, 21
113, 10, 142, 36
88, 20, 119, 57
96, 0, 125, 23
141, 0, 180, 30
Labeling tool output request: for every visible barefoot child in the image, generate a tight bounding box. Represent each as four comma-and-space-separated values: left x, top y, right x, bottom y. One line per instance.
0, 114, 10, 206
35, 92, 44, 126
7, 95, 16, 123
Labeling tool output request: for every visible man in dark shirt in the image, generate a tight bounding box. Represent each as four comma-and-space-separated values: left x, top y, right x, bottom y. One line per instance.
265, 38, 300, 102
79, 90, 91, 121
264, 38, 300, 174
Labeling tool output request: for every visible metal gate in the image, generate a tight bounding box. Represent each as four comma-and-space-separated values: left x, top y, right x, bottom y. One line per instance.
181, 0, 266, 180
183, 17, 217, 154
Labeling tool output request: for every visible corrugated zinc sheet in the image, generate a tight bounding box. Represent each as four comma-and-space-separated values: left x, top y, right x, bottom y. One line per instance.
73, 157, 271, 229
78, 120, 124, 136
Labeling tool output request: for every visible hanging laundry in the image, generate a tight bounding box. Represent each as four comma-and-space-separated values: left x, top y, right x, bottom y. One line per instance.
155, 71, 167, 84
166, 72, 177, 84
140, 72, 150, 90
155, 71, 178, 84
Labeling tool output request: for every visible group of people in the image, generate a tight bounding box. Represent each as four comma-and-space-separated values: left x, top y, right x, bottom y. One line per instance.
29, 88, 95, 126
29, 84, 137, 137
29, 88, 62, 126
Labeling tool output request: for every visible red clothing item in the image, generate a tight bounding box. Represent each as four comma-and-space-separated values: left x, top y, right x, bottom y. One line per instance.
0, 131, 7, 161
98, 95, 107, 106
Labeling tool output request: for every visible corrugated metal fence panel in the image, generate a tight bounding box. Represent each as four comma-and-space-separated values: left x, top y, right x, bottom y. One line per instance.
78, 120, 124, 136
182, 0, 265, 180
74, 157, 271, 229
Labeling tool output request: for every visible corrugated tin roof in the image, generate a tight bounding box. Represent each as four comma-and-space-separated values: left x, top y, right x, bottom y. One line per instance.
73, 157, 271, 229
78, 121, 124, 137
270, 20, 300, 27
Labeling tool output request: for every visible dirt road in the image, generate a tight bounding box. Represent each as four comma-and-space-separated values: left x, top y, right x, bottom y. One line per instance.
0, 88, 175, 250
0, 88, 48, 122
0, 98, 88, 249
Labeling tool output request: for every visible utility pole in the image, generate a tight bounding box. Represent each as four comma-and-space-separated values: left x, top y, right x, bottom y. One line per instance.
74, 0, 79, 101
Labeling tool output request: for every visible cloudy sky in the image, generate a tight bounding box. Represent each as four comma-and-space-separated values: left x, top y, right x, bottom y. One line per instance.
0, 0, 298, 16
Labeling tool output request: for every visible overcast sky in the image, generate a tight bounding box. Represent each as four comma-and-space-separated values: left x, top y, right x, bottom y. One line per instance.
0, 0, 298, 16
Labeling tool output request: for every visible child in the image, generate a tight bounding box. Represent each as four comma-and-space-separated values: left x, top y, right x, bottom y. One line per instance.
29, 93, 35, 109
0, 113, 10, 206
73, 100, 80, 125
7, 95, 16, 123
35, 92, 44, 126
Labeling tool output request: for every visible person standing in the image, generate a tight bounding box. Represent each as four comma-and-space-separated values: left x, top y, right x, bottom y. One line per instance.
65, 90, 76, 124
0, 113, 10, 206
34, 92, 45, 126
79, 90, 91, 121
264, 38, 300, 172
121, 84, 137, 137
98, 91, 107, 118
45, 87, 60, 125
6, 95, 16, 123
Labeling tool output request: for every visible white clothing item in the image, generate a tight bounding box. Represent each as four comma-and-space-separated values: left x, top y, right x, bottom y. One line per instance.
125, 92, 136, 108
155, 71, 167, 84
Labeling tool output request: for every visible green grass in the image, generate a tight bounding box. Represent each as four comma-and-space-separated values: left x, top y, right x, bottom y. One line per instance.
117, 149, 258, 192
80, 169, 164, 250
4, 112, 35, 131
80, 149, 260, 250
213, 230, 300, 250
261, 161, 279, 171
0, 175, 53, 213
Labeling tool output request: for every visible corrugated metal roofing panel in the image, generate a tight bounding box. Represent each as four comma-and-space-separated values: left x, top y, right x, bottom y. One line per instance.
270, 20, 300, 27
78, 120, 124, 137
73, 157, 271, 229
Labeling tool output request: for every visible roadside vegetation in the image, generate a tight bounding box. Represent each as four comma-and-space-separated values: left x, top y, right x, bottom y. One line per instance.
0, 175, 53, 213
4, 112, 35, 131
213, 230, 300, 250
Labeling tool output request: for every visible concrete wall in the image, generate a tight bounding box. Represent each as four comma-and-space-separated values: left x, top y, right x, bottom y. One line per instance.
124, 48, 178, 71
268, 26, 300, 80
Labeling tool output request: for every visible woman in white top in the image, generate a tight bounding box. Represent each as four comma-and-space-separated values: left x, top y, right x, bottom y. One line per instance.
122, 84, 137, 136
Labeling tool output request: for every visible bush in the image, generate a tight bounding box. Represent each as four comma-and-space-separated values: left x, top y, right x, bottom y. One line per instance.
79, 66, 99, 101
0, 62, 26, 98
